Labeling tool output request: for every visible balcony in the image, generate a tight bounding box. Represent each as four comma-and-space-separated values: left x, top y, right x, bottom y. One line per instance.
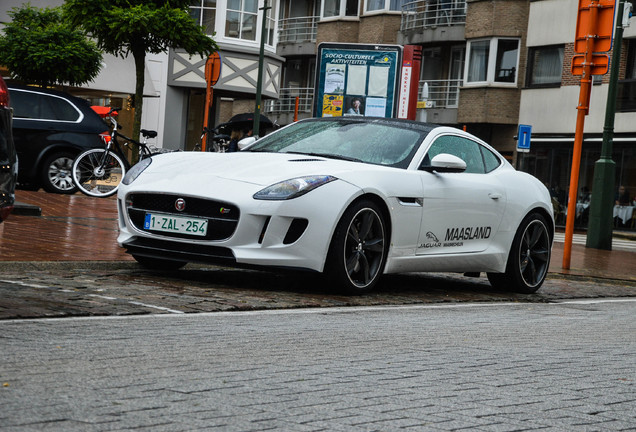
278, 16, 318, 43
399, 0, 466, 45
263, 87, 314, 125
419, 79, 461, 108
417, 79, 462, 124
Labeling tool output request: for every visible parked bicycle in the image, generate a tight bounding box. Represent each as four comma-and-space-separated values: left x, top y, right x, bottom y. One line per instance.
72, 107, 158, 198
196, 126, 230, 152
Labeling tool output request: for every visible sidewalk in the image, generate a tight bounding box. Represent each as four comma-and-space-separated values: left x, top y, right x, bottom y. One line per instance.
1, 189, 634, 283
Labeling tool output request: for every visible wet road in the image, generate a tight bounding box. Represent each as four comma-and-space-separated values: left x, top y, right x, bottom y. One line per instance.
1, 260, 635, 320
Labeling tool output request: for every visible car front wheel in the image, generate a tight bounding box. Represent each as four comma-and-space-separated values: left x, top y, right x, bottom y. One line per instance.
488, 213, 552, 293
41, 152, 78, 194
325, 199, 388, 294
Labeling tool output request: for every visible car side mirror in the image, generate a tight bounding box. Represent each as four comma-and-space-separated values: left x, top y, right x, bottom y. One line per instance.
238, 136, 256, 150
421, 153, 467, 173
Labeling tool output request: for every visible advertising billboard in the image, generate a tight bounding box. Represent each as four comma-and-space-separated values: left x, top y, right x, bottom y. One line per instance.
314, 43, 403, 118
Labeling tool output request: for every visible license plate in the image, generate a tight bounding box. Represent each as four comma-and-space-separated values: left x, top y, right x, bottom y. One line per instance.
143, 212, 208, 237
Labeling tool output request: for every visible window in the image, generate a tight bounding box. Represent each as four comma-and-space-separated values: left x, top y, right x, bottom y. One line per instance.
526, 45, 564, 87
366, 0, 409, 12
10, 90, 80, 122
226, 0, 258, 41
189, 0, 216, 35
422, 135, 489, 174
465, 38, 520, 86
322, 0, 359, 18
481, 146, 501, 173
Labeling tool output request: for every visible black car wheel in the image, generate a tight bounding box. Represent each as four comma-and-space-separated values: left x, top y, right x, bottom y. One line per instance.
325, 199, 388, 294
41, 152, 78, 194
488, 213, 551, 294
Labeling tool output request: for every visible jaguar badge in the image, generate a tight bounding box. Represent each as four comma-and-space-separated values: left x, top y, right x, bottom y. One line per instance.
175, 198, 186, 212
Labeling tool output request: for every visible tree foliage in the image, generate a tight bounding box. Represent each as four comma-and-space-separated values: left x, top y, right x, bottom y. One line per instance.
0, 5, 102, 88
64, 0, 218, 151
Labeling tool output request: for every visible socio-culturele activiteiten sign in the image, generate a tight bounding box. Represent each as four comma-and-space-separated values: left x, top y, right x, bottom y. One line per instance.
314, 43, 402, 119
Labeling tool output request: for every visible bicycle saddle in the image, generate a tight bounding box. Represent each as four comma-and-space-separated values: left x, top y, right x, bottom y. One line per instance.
141, 129, 158, 139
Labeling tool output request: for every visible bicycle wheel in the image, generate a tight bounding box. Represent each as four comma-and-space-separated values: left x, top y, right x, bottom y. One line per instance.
72, 149, 127, 197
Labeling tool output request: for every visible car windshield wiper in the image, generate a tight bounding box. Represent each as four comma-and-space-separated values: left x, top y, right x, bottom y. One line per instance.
285, 151, 362, 163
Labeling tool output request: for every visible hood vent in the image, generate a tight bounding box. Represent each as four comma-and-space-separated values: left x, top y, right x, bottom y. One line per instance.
288, 158, 325, 162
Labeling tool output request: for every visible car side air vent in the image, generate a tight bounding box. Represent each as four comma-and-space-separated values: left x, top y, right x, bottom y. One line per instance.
288, 159, 325, 162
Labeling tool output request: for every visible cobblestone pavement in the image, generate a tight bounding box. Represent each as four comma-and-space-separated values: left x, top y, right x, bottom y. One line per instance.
1, 300, 635, 431
0, 260, 635, 320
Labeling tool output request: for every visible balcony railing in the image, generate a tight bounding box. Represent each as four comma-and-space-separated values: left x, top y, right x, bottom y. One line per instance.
401, 0, 466, 31
263, 87, 314, 114
418, 79, 462, 109
278, 16, 318, 43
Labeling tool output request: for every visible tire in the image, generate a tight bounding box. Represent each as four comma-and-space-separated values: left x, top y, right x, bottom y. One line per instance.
41, 152, 78, 194
325, 199, 388, 294
132, 254, 187, 271
488, 213, 552, 294
72, 149, 126, 198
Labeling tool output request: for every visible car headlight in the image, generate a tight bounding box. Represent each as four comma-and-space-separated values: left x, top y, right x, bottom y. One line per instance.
122, 157, 152, 185
253, 175, 337, 200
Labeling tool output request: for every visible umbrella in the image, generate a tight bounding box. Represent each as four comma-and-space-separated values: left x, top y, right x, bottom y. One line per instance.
226, 112, 273, 130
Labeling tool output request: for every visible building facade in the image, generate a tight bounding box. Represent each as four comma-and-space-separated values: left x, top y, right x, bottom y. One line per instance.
1, 0, 634, 230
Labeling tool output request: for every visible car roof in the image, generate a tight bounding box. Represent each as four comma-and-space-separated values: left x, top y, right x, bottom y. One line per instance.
7, 84, 96, 112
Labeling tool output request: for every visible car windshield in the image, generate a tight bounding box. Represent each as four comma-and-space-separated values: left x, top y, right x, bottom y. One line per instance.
247, 118, 429, 168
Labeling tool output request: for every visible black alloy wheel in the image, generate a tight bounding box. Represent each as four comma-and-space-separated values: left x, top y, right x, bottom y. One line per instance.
488, 213, 551, 293
326, 199, 388, 294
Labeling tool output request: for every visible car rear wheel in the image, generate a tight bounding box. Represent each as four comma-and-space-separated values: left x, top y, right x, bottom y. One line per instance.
325, 199, 388, 294
487, 213, 551, 294
132, 254, 187, 271
41, 152, 78, 194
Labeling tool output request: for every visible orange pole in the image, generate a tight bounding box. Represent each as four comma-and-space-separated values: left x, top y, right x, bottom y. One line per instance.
294, 96, 299, 122
202, 86, 213, 151
563, 0, 599, 269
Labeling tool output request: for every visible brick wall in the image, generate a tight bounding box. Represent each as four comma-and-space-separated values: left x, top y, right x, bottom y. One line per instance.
458, 87, 521, 124
465, 0, 528, 39
316, 21, 360, 46
358, 15, 401, 44
458, 0, 530, 125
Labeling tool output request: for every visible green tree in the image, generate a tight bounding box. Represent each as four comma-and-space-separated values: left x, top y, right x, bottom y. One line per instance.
0, 5, 102, 88
64, 0, 218, 154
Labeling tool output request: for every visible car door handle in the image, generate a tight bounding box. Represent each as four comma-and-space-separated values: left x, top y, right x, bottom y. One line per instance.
489, 192, 503, 200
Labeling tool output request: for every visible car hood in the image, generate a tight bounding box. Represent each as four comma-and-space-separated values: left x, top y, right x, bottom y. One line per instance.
146, 151, 385, 186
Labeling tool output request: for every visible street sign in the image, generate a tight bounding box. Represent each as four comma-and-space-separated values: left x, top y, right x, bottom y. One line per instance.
205, 52, 222, 87
574, 0, 616, 54
517, 124, 532, 153
571, 53, 610, 75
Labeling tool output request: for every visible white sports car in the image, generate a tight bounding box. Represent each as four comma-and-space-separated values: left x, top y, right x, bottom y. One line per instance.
117, 117, 553, 294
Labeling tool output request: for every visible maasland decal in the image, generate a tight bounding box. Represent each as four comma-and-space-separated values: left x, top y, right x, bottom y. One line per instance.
443, 226, 492, 247
419, 226, 492, 249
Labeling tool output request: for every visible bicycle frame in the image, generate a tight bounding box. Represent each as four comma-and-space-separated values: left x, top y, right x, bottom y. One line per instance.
99, 110, 153, 171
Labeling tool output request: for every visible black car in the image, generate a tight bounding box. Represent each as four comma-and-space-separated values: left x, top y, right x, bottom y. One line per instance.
8, 85, 109, 194
0, 76, 17, 222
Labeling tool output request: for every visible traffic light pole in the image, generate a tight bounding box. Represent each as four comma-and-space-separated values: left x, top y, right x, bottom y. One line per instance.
586, 0, 627, 250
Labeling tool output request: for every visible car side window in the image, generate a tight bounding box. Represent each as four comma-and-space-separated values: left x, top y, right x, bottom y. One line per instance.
481, 146, 502, 173
10, 90, 79, 122
422, 135, 486, 174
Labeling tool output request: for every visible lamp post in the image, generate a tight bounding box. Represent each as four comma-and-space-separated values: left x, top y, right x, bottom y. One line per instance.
586, 0, 631, 250
253, 0, 271, 138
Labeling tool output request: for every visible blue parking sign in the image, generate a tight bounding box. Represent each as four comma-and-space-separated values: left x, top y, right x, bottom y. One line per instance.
517, 124, 532, 153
